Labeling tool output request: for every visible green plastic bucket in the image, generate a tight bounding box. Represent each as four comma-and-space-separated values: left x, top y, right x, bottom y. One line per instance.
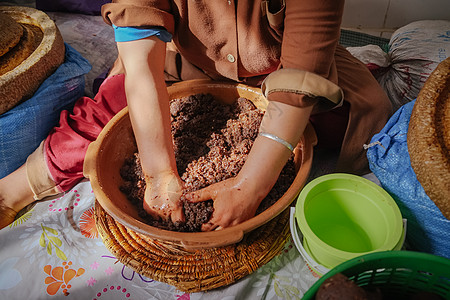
295, 173, 403, 269
290, 208, 406, 278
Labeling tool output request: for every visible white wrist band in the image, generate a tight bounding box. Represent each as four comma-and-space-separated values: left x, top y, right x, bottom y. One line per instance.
258, 132, 295, 152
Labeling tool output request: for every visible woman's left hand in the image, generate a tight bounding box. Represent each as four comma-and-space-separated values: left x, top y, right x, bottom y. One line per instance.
184, 176, 263, 231
186, 101, 314, 232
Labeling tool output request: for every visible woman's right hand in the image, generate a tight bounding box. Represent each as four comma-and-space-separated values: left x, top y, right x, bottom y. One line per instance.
143, 170, 185, 224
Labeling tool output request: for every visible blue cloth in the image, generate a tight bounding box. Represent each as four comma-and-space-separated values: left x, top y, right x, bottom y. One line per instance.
367, 100, 450, 259
112, 25, 172, 43
0, 44, 91, 179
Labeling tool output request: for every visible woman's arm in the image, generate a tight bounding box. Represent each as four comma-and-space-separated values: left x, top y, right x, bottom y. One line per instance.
117, 37, 184, 223
186, 0, 345, 231
187, 101, 314, 231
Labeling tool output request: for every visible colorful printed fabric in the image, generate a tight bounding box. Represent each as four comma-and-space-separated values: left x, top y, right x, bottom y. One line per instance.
0, 180, 319, 299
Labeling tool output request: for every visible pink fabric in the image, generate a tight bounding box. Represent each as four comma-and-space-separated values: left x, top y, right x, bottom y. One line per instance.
44, 74, 127, 192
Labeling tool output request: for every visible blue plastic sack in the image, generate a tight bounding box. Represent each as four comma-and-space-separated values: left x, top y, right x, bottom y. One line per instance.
0, 43, 91, 178
367, 100, 450, 259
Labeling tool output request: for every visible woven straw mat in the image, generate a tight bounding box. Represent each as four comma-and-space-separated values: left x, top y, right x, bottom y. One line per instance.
94, 201, 291, 293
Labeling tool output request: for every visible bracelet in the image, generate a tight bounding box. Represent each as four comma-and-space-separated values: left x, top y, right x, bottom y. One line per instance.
258, 132, 295, 152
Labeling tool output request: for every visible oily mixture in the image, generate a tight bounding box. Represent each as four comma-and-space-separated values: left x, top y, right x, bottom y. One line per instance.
120, 93, 297, 232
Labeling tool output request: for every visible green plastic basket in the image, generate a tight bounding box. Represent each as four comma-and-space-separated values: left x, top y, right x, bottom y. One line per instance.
302, 251, 450, 299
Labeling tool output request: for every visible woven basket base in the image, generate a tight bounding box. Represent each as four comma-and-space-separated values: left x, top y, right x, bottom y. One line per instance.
94, 201, 291, 293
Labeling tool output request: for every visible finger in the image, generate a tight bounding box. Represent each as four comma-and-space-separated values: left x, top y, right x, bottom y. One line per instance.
201, 221, 220, 232
201, 214, 221, 231
215, 215, 241, 229
143, 199, 173, 221
185, 186, 215, 203
170, 207, 185, 224
142, 201, 161, 220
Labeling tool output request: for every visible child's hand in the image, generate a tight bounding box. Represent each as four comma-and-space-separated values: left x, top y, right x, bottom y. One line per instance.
118, 37, 184, 224
143, 171, 185, 224
184, 176, 263, 231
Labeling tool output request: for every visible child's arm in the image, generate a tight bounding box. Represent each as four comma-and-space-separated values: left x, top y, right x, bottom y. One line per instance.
117, 36, 184, 223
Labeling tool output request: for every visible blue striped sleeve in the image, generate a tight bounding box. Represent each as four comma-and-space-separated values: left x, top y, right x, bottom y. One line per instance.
112, 24, 172, 43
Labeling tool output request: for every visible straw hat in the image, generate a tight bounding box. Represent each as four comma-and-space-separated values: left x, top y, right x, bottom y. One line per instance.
408, 57, 450, 220
0, 6, 64, 114
0, 11, 23, 57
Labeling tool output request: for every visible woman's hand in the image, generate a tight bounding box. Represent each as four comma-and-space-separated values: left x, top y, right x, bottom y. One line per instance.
187, 101, 315, 231
143, 171, 185, 224
185, 176, 264, 231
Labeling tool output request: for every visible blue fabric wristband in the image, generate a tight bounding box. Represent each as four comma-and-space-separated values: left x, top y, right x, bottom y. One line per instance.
112, 24, 172, 43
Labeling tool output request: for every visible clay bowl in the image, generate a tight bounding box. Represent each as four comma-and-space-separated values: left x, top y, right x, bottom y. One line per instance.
84, 79, 317, 250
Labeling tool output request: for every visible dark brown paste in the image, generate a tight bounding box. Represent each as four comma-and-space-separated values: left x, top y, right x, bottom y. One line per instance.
315, 273, 445, 300
120, 93, 296, 232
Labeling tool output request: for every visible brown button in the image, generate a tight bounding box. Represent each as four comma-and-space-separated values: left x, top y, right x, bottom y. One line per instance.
226, 54, 236, 63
